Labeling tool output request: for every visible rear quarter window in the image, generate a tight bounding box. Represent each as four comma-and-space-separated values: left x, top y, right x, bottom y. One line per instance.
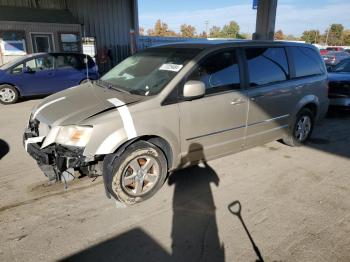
290, 47, 325, 78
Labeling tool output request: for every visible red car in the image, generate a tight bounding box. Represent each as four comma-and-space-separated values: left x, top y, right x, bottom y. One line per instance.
320, 49, 328, 55
327, 47, 344, 52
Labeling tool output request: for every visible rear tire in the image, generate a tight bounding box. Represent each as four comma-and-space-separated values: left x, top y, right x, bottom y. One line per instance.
283, 108, 314, 147
106, 141, 168, 205
80, 79, 91, 84
0, 85, 19, 104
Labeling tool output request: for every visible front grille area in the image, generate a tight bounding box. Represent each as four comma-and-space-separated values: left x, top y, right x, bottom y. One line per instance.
329, 81, 350, 98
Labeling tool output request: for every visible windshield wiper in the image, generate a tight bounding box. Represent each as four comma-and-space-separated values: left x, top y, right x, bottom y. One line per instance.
94, 79, 129, 93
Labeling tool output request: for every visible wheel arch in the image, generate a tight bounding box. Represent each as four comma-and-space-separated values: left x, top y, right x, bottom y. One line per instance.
0, 82, 21, 96
112, 135, 173, 170
102, 135, 174, 199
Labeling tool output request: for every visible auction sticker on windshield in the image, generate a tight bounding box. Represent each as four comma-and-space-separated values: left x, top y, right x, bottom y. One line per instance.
159, 63, 183, 72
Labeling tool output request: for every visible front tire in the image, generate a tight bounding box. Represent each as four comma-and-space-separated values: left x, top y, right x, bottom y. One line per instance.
0, 85, 19, 104
283, 108, 314, 147
107, 141, 168, 205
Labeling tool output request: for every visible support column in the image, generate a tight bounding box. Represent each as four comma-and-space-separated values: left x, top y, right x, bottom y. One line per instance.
253, 0, 278, 40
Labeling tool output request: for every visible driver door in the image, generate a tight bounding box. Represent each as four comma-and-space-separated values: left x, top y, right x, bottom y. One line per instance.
179, 49, 248, 164
22, 55, 56, 95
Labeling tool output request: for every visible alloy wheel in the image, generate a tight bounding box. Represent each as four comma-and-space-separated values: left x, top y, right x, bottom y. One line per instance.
295, 115, 312, 142
119, 155, 160, 197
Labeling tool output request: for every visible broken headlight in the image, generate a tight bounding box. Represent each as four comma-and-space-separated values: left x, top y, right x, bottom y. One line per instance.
55, 126, 93, 147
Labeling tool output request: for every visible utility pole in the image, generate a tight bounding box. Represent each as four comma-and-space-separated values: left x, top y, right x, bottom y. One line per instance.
205, 20, 209, 36
253, 0, 278, 40
326, 26, 330, 46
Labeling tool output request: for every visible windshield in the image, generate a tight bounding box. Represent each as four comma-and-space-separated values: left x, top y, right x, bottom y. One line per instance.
101, 47, 201, 96
332, 59, 350, 72
0, 55, 29, 70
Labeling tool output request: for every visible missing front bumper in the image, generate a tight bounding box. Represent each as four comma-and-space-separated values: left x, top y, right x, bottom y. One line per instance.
25, 141, 98, 181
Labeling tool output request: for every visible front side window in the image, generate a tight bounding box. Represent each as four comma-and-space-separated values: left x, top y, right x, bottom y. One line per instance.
101, 48, 201, 96
26, 56, 54, 71
290, 47, 325, 78
246, 47, 289, 87
187, 50, 240, 94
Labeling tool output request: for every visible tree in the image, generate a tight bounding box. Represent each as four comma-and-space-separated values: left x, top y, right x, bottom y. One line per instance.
237, 33, 250, 39
326, 23, 344, 46
343, 29, 350, 46
301, 30, 320, 44
198, 31, 208, 38
285, 34, 299, 41
147, 19, 177, 37
180, 24, 196, 38
274, 30, 284, 40
209, 26, 222, 38
221, 21, 240, 38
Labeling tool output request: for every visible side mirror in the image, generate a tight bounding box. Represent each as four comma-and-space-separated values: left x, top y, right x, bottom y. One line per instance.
183, 80, 205, 100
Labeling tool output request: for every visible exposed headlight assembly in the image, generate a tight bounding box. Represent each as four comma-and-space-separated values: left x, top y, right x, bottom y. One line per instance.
55, 126, 93, 147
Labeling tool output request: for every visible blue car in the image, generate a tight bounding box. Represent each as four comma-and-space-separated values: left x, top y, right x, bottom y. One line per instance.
0, 53, 99, 104
328, 57, 350, 108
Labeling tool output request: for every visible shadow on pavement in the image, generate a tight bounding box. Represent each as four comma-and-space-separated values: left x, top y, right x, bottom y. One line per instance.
306, 107, 350, 159
61, 144, 225, 262
0, 139, 9, 160
168, 143, 225, 262
60, 227, 170, 262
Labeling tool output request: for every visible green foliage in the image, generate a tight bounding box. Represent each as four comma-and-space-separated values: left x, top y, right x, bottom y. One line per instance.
180, 24, 196, 38
209, 21, 241, 38
144, 20, 349, 46
209, 26, 222, 38
147, 19, 177, 37
221, 21, 240, 38
327, 24, 344, 46
301, 30, 320, 44
274, 30, 284, 40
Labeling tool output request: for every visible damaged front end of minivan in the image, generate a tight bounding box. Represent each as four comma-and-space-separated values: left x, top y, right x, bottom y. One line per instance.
23, 116, 103, 183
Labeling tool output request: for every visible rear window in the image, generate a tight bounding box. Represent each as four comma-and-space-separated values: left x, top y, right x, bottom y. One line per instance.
55, 55, 82, 69
245, 47, 289, 87
290, 47, 325, 78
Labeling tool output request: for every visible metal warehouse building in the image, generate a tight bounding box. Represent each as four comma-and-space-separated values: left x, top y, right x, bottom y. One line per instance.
0, 0, 139, 72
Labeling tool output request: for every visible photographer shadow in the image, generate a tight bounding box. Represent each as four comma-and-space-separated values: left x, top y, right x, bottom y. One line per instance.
168, 143, 225, 262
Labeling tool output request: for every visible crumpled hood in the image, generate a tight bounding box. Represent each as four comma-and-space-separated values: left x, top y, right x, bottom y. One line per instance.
32, 82, 142, 126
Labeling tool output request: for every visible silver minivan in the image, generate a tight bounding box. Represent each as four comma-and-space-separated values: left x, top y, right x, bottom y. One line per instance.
24, 41, 329, 204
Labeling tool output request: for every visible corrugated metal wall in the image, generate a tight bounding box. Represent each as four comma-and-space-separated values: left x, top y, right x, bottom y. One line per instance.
0, 0, 138, 71
0, 0, 66, 9
67, 0, 135, 69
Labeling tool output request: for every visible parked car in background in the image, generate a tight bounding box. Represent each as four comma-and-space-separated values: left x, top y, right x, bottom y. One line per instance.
328, 58, 350, 108
326, 47, 344, 52
319, 49, 328, 56
0, 53, 99, 104
322, 51, 350, 66
24, 41, 329, 204
345, 49, 350, 54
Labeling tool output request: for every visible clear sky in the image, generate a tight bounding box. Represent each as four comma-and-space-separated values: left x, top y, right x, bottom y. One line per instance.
138, 0, 350, 36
